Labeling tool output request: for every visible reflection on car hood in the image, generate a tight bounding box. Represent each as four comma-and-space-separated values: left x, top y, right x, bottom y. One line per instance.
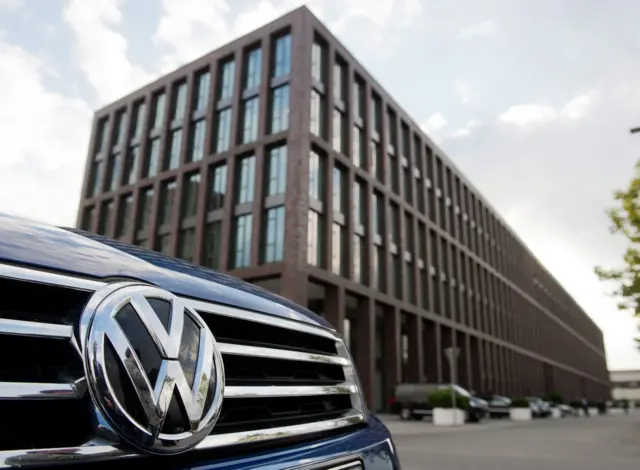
0, 213, 330, 329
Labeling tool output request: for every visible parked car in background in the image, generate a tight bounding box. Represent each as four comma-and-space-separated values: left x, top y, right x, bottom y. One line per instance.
392, 383, 488, 422
558, 404, 573, 417
486, 395, 512, 419
527, 397, 552, 418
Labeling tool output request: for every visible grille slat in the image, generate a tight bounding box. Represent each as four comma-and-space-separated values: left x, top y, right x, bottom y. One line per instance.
0, 263, 366, 468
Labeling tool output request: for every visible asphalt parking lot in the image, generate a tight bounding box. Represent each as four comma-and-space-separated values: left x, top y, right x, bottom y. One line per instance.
381, 410, 640, 470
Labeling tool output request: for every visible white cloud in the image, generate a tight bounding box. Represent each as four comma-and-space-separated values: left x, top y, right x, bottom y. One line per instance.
0, 38, 92, 226
450, 119, 481, 138
458, 20, 497, 39
454, 78, 472, 104
420, 112, 448, 144
560, 90, 598, 119
499, 90, 598, 127
64, 0, 153, 104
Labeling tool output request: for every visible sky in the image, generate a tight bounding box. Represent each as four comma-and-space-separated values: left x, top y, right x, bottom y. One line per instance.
0, 0, 639, 371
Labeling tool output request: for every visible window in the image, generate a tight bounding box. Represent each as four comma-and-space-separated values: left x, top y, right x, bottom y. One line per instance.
311, 41, 324, 82
209, 164, 227, 211
353, 126, 364, 167
82, 206, 95, 231
307, 210, 322, 266
203, 222, 222, 269
270, 85, 290, 133
219, 59, 236, 101
353, 78, 364, 119
332, 166, 344, 214
333, 60, 345, 102
372, 141, 383, 182
177, 228, 196, 262
171, 82, 187, 121
145, 138, 160, 177
166, 129, 183, 170
353, 235, 364, 283
308, 149, 323, 201
236, 155, 256, 204
216, 108, 231, 152
94, 117, 108, 154
331, 223, 344, 275
106, 154, 119, 192
390, 204, 399, 245
273, 33, 291, 78
332, 109, 344, 153
266, 145, 287, 196
387, 109, 397, 150
88, 160, 103, 197
158, 180, 176, 226
130, 102, 145, 140
373, 245, 385, 291
244, 47, 262, 90
263, 206, 285, 263
310, 91, 324, 137
122, 146, 140, 186
194, 71, 210, 111
188, 120, 206, 162
393, 255, 402, 299
241, 97, 259, 143
389, 153, 399, 193
112, 110, 126, 147
181, 172, 200, 218
116, 194, 133, 238
371, 94, 381, 134
354, 180, 365, 227
232, 214, 253, 268
151, 93, 166, 131
98, 201, 112, 235
137, 188, 153, 235
373, 192, 383, 236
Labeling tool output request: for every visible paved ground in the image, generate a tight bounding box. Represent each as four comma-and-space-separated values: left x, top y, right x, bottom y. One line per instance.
380, 410, 640, 470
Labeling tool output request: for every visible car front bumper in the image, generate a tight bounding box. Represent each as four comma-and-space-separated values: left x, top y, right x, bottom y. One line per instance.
149, 415, 400, 470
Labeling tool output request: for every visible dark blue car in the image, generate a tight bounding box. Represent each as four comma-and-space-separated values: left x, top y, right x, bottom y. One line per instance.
0, 214, 400, 469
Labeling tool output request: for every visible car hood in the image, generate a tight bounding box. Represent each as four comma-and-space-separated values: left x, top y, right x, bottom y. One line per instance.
0, 213, 330, 329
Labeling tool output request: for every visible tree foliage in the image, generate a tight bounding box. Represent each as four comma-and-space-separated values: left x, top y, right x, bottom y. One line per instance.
594, 159, 640, 346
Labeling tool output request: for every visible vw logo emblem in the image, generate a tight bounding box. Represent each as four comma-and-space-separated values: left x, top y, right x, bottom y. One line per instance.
79, 283, 224, 454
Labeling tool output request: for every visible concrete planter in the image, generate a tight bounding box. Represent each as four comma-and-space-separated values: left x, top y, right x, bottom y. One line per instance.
551, 408, 562, 419
510, 407, 533, 421
433, 408, 466, 426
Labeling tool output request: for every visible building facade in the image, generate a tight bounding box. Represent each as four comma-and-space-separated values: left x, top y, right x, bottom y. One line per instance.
611, 370, 640, 406
76, 7, 610, 412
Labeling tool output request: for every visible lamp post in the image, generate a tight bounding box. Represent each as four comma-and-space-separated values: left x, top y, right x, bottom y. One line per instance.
444, 346, 461, 423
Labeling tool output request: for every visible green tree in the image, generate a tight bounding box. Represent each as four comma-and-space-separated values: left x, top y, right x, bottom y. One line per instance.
595, 159, 640, 346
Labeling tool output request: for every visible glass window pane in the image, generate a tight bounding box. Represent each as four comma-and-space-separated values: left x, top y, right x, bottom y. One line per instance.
263, 206, 285, 263
270, 85, 290, 134
307, 210, 322, 266
332, 109, 343, 153
123, 146, 139, 185
182, 173, 200, 218
116, 194, 133, 238
308, 149, 323, 201
203, 222, 223, 269
172, 82, 187, 121
209, 164, 227, 211
82, 206, 95, 231
233, 214, 253, 268
237, 155, 256, 204
159, 180, 176, 226
216, 108, 231, 153
245, 48, 262, 90
273, 33, 291, 78
137, 188, 153, 234
98, 201, 112, 235
166, 129, 183, 170
332, 166, 343, 214
152, 93, 166, 131
220, 59, 236, 101
195, 71, 211, 111
146, 138, 160, 177
242, 97, 259, 143
267, 145, 287, 196
178, 228, 195, 262
189, 120, 206, 162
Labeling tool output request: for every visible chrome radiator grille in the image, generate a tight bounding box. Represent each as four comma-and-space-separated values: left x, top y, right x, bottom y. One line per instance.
0, 263, 366, 468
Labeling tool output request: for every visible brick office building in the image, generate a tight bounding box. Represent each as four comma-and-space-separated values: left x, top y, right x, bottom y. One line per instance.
76, 6, 610, 411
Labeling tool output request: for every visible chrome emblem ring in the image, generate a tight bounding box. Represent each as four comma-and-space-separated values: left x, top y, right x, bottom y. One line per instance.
80, 283, 224, 455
